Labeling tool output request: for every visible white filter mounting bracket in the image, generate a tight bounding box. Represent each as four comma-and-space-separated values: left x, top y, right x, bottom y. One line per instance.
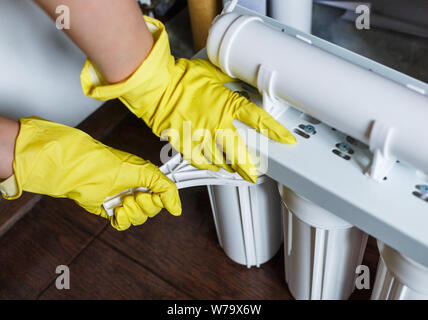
366, 120, 396, 181
103, 153, 256, 217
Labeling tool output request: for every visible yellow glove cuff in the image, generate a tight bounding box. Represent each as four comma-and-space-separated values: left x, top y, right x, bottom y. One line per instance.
0, 174, 19, 200
80, 15, 175, 114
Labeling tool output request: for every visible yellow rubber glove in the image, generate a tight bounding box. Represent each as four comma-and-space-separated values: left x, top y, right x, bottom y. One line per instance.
81, 16, 296, 183
0, 117, 181, 231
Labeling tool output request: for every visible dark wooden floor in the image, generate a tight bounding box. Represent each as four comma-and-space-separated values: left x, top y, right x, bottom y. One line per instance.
0, 101, 380, 300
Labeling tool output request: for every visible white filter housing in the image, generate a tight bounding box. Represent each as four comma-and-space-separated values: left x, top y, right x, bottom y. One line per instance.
280, 186, 368, 300
207, 13, 428, 177
208, 176, 283, 268
371, 241, 428, 300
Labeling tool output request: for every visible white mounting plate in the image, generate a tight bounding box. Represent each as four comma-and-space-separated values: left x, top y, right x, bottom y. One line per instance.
197, 5, 428, 266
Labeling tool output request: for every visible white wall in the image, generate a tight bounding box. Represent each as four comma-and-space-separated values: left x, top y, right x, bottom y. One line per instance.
0, 0, 101, 127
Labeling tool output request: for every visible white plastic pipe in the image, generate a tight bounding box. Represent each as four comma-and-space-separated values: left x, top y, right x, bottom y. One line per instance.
102, 153, 256, 216
269, 0, 313, 33
207, 13, 428, 176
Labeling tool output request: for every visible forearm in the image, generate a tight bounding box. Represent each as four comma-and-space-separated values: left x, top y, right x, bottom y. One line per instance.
34, 0, 153, 83
0, 116, 19, 180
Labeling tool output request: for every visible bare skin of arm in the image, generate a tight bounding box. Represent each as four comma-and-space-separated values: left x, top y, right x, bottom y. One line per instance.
0, 117, 19, 180
34, 0, 154, 83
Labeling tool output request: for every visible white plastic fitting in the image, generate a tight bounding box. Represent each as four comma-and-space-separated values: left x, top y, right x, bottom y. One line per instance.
103, 153, 254, 216
207, 12, 428, 179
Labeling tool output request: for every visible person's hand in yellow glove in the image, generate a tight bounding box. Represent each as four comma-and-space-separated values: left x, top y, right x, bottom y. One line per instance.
81, 16, 296, 183
0, 117, 181, 231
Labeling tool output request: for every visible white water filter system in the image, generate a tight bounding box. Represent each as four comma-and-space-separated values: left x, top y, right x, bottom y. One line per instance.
207, 3, 428, 299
